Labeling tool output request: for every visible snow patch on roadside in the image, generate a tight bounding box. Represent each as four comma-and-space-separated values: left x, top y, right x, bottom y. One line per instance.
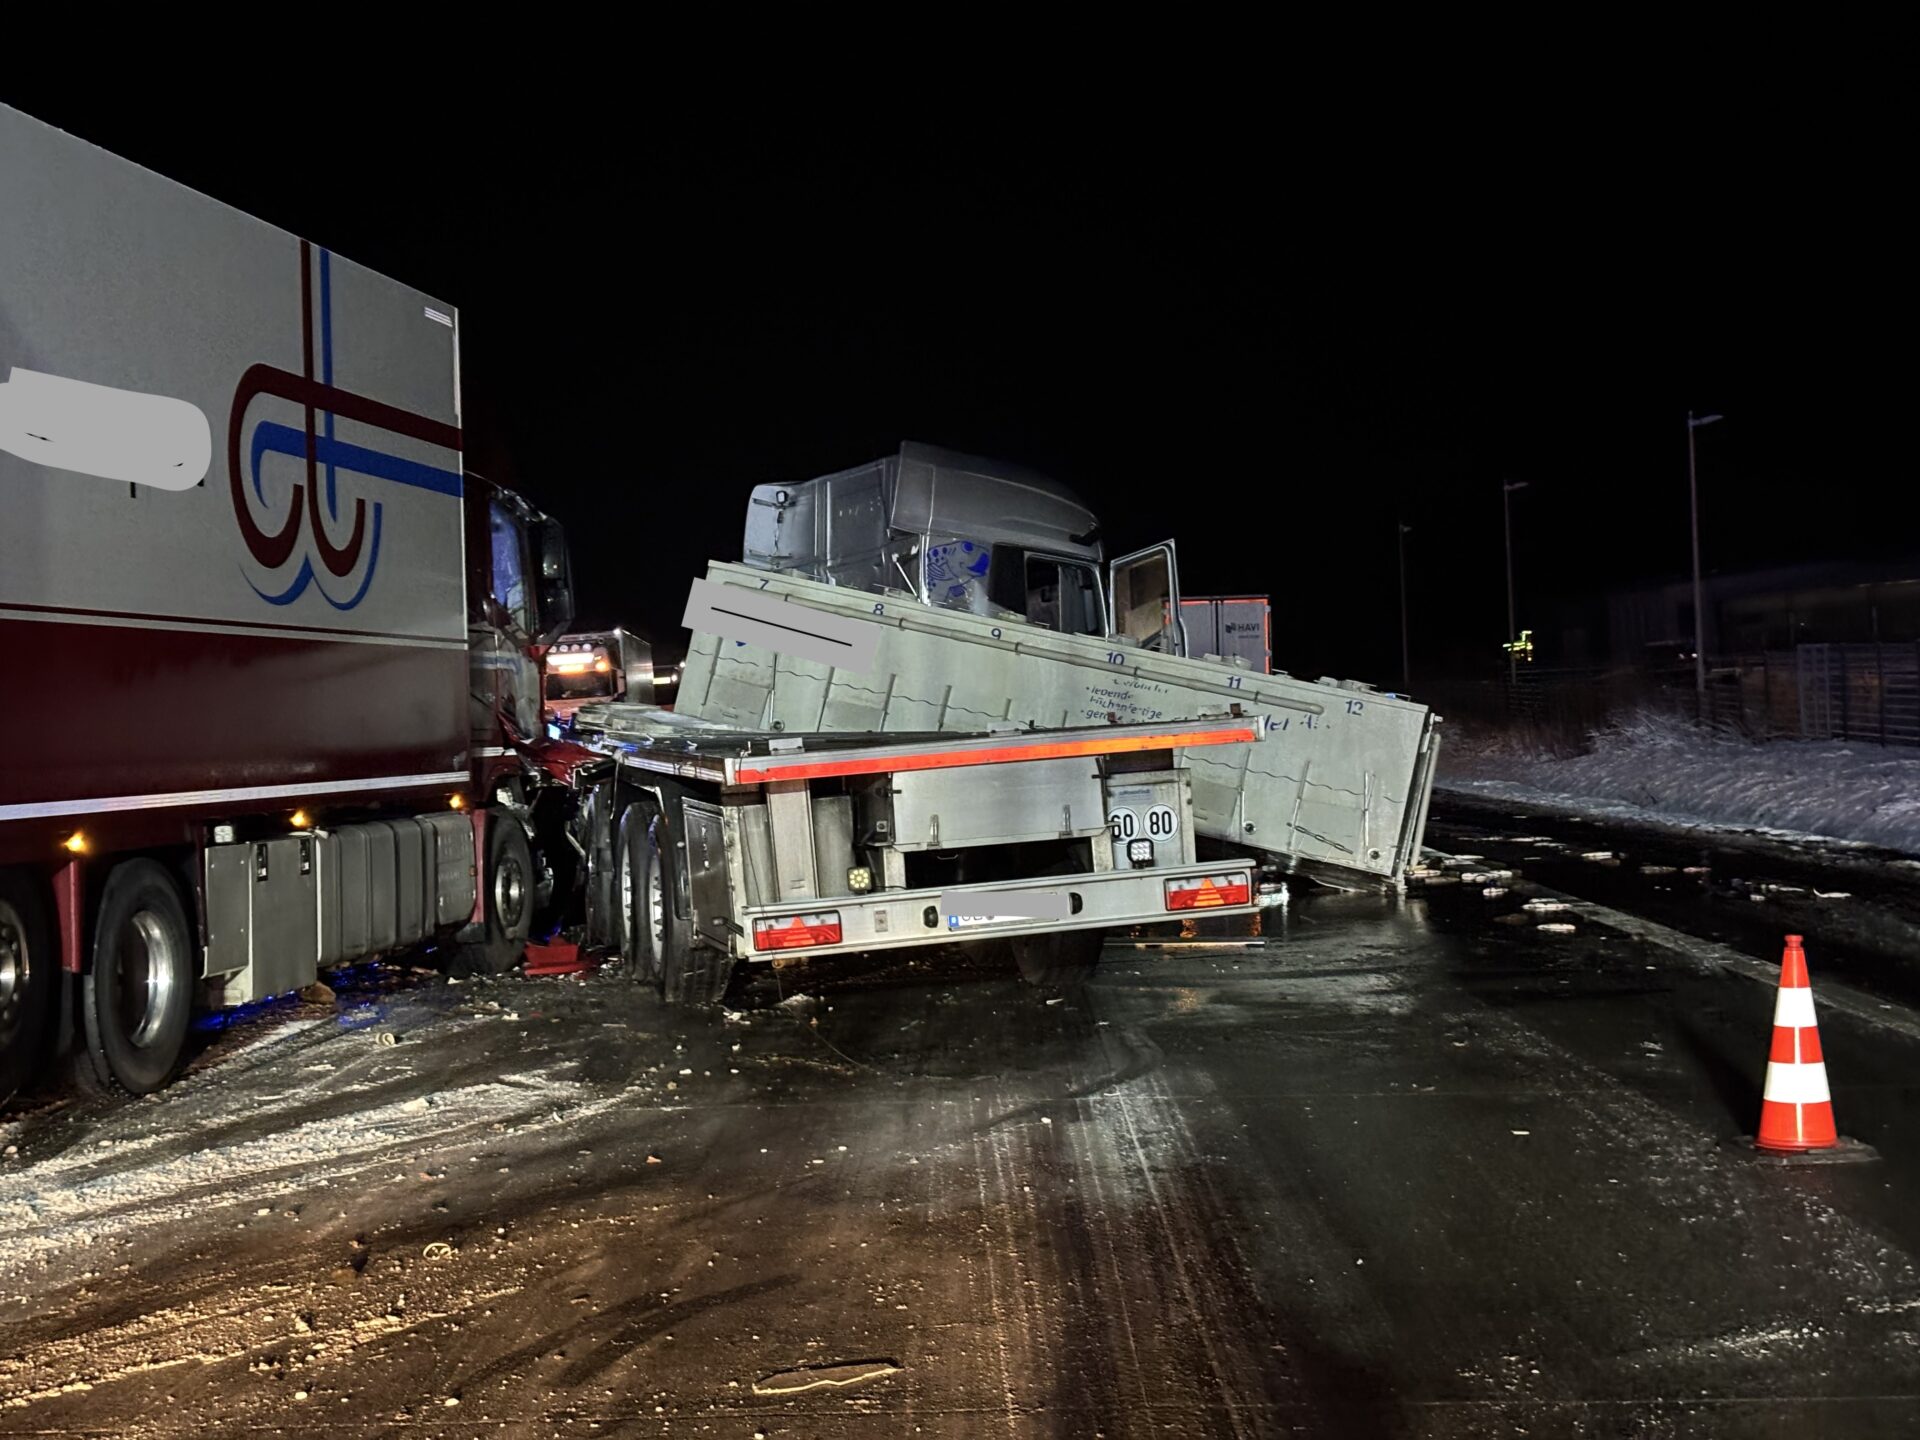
0, 1063, 636, 1282
1442, 711, 1920, 855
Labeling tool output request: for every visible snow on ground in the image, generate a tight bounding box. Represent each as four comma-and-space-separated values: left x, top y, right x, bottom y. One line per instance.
1440, 710, 1920, 855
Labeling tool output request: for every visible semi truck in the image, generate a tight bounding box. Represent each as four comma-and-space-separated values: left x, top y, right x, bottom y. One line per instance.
544, 628, 654, 723
0, 106, 1262, 1105
674, 443, 1441, 890
0, 103, 582, 1103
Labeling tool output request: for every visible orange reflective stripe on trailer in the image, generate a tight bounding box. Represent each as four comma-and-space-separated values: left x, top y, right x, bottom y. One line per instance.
728, 725, 1261, 785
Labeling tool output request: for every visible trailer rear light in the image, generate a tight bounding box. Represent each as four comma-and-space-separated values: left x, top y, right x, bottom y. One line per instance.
1164, 873, 1253, 910
61, 831, 88, 855
751, 912, 844, 951
289, 809, 311, 829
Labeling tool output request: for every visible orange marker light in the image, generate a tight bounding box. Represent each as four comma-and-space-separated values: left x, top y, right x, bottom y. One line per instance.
449, 793, 467, 811
62, 831, 89, 855
289, 810, 311, 829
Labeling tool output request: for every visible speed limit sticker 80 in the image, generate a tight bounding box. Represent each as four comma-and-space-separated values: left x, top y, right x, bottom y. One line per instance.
1108, 804, 1178, 842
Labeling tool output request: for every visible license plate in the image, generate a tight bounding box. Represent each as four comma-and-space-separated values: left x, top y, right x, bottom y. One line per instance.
947, 914, 1020, 930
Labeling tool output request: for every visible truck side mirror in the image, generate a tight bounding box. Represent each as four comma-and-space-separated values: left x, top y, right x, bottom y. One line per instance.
532, 518, 575, 643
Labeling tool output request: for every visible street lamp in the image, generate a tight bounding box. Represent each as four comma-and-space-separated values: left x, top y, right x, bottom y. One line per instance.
1687, 411, 1723, 709
1503, 480, 1528, 685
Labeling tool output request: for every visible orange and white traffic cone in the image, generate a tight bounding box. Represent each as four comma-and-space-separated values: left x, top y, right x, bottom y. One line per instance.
1755, 934, 1839, 1154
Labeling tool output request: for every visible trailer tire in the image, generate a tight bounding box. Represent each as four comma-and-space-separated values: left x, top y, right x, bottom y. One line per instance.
1, 871, 56, 1107
624, 802, 731, 1005
1011, 927, 1104, 988
78, 860, 193, 1095
580, 781, 621, 952
456, 817, 534, 977
629, 802, 668, 983
626, 802, 686, 992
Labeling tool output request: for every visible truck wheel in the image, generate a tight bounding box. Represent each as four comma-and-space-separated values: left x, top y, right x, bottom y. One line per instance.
1011, 928, 1104, 988
1, 872, 55, 1107
456, 817, 534, 976
616, 801, 660, 981
79, 860, 193, 1095
580, 781, 620, 951
623, 802, 732, 1004
625, 802, 684, 990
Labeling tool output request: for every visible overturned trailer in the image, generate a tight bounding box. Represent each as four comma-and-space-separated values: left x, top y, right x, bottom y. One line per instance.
674, 443, 1440, 890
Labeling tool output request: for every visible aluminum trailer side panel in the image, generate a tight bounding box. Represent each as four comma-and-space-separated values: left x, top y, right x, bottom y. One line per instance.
0, 105, 468, 857
678, 562, 1437, 886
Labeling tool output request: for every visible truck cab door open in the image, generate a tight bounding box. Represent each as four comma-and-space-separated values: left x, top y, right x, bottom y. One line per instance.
1107, 541, 1186, 656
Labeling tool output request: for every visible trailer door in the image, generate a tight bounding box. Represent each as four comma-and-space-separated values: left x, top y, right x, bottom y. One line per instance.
1107, 541, 1186, 656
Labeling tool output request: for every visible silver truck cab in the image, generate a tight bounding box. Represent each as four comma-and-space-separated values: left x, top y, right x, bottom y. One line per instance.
741, 441, 1188, 656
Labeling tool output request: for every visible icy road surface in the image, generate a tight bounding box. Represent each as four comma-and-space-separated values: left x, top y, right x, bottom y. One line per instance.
4, 868, 1920, 1436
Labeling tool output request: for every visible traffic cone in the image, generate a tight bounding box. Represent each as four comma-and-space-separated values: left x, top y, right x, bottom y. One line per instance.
1755, 934, 1839, 1154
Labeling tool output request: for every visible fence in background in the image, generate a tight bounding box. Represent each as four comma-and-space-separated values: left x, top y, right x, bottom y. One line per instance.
1421, 644, 1920, 750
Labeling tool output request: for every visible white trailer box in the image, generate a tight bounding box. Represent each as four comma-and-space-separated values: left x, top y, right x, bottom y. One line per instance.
1182, 595, 1272, 673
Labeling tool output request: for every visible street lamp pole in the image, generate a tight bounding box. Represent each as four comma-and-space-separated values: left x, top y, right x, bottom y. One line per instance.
1397, 520, 1412, 690
1502, 480, 1528, 685
1687, 411, 1723, 711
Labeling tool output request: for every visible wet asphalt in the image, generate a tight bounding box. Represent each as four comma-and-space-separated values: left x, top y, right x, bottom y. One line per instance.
3, 812, 1920, 1437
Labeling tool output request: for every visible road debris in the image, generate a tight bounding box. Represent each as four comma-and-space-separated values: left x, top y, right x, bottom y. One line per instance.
751, 1359, 902, 1395
298, 982, 335, 1005
1537, 922, 1577, 935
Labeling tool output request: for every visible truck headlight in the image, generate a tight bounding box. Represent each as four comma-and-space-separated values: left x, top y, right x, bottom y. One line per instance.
1127, 838, 1155, 868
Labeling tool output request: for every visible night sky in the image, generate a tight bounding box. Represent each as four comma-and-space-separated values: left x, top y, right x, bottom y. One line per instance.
5, 80, 1905, 685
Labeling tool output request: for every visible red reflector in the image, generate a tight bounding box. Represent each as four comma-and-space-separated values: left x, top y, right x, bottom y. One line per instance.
752, 911, 844, 951
1164, 874, 1254, 911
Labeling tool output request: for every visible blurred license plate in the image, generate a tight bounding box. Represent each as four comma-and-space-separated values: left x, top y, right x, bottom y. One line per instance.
947, 914, 1020, 930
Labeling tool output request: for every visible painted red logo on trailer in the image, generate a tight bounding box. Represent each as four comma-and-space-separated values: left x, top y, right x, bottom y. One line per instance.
229, 242, 462, 611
